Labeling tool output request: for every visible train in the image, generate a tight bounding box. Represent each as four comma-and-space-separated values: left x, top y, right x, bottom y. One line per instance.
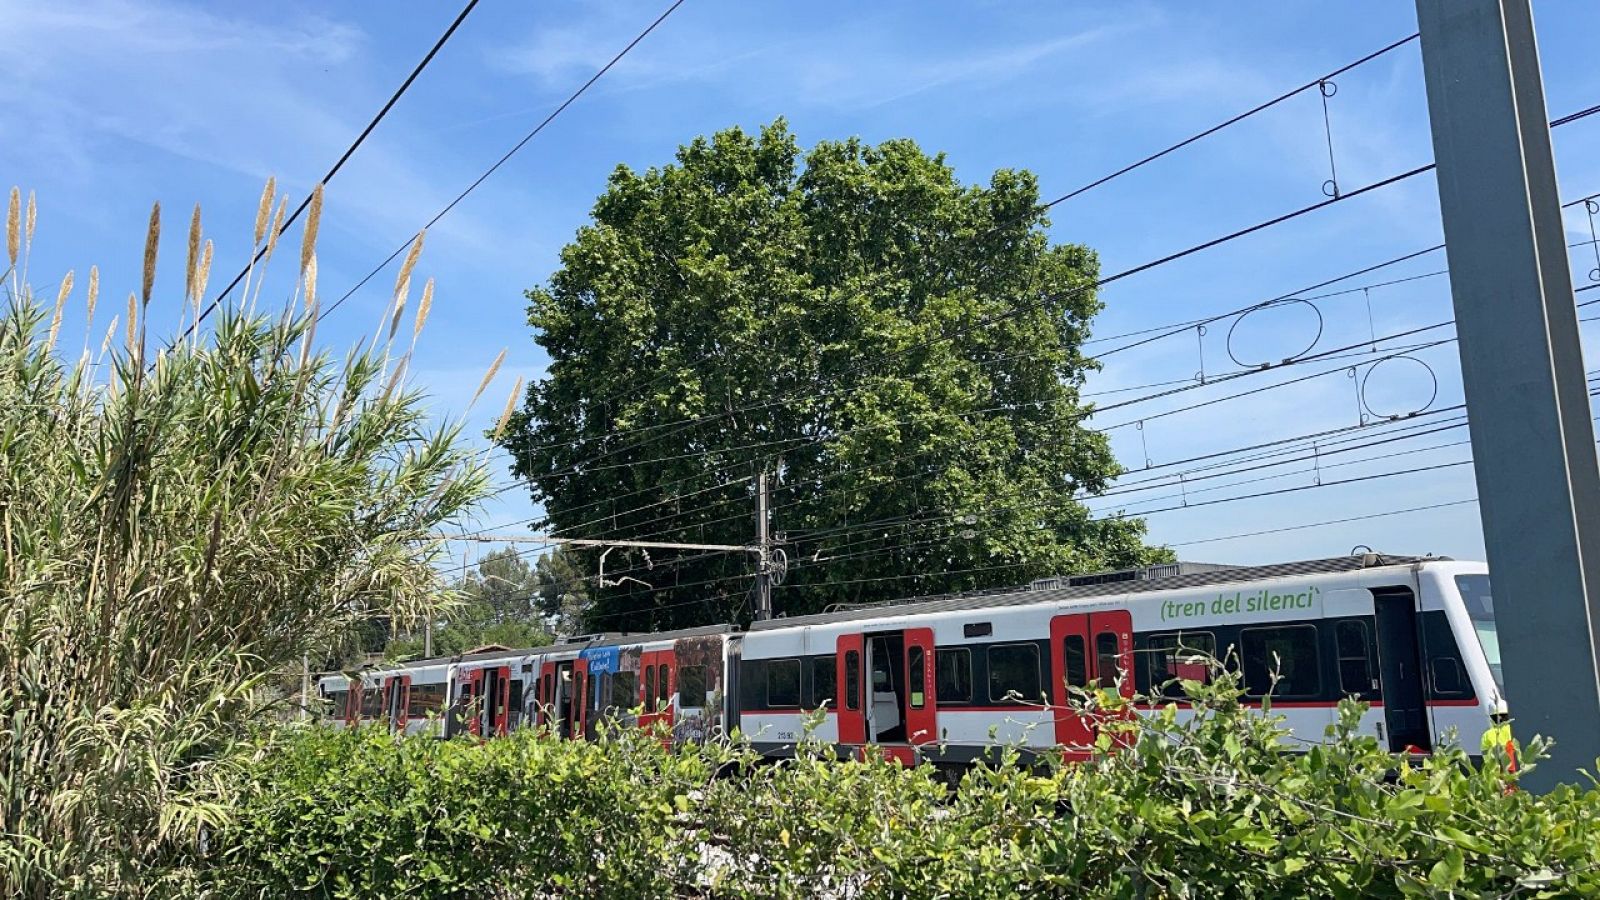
316, 553, 1504, 766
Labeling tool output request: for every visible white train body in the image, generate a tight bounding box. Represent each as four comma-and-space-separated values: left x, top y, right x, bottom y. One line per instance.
317, 555, 1504, 764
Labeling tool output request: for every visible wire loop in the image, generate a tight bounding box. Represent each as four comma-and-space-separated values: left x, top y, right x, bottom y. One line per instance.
1226, 299, 1326, 369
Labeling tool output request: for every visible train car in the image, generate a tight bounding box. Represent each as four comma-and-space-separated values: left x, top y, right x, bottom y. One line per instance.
314, 671, 385, 730
524, 627, 737, 744
445, 648, 535, 738
735, 554, 1501, 768
376, 661, 451, 736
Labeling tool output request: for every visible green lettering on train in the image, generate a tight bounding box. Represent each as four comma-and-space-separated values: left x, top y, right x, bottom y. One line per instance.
1159, 585, 1321, 622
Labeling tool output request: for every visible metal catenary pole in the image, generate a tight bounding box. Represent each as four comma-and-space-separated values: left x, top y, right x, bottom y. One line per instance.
1415, 0, 1600, 789
755, 471, 773, 621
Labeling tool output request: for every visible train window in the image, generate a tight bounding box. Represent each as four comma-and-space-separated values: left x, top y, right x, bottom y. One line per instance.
408, 683, 446, 718
1095, 633, 1121, 689
988, 643, 1042, 704
908, 646, 926, 708
360, 687, 383, 719
1420, 611, 1476, 700
1145, 632, 1216, 698
767, 659, 801, 708
935, 648, 972, 704
1335, 621, 1376, 696
1240, 626, 1321, 698
845, 650, 861, 711
611, 671, 637, 709
644, 666, 657, 713
323, 689, 348, 719
809, 656, 836, 709
657, 664, 671, 707
679, 666, 708, 708
1062, 635, 1088, 689
1431, 658, 1469, 696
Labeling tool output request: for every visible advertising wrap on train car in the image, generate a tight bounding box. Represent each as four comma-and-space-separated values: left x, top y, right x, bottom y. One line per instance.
1160, 585, 1321, 622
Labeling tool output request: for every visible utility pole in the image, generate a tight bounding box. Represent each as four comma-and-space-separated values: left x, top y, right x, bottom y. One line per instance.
1415, 0, 1600, 789
754, 471, 773, 621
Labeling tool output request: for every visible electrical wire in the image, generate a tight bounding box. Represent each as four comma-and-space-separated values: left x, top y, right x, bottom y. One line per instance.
316, 0, 690, 324
183, 0, 483, 339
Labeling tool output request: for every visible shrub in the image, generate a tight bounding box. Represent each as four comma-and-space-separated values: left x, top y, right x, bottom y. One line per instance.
0, 186, 488, 897
197, 679, 1600, 898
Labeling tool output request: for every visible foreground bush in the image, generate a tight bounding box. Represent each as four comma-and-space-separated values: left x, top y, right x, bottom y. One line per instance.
198, 682, 1600, 898
0, 186, 487, 897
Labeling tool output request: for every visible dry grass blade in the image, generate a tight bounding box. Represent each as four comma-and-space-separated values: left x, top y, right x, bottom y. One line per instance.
141, 203, 160, 308
253, 177, 275, 247
185, 204, 201, 303
300, 184, 323, 274
6, 187, 17, 267
412, 278, 434, 346
47, 270, 73, 351
471, 349, 507, 407
493, 376, 524, 442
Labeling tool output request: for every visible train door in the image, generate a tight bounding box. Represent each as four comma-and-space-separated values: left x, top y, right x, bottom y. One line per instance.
836, 633, 866, 745
1374, 588, 1431, 752
572, 657, 590, 740
490, 665, 512, 736
536, 661, 557, 728
461, 668, 486, 737
1050, 611, 1134, 756
637, 649, 676, 737
383, 674, 411, 732
903, 628, 937, 747
343, 678, 361, 726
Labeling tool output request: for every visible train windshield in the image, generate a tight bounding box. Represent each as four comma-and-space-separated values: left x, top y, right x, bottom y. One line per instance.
1454, 574, 1501, 693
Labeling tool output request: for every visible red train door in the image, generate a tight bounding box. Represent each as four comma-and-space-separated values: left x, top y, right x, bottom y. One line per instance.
491, 665, 512, 736
1050, 611, 1134, 757
836, 633, 866, 745
384, 675, 411, 732
536, 661, 557, 728
637, 649, 676, 737
903, 628, 937, 746
344, 678, 361, 725
462, 668, 485, 737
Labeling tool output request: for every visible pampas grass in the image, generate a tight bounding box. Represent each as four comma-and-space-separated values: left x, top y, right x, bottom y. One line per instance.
0, 184, 487, 895
472, 348, 507, 408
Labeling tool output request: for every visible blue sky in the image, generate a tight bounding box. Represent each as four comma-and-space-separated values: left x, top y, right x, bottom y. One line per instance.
4, 0, 1599, 577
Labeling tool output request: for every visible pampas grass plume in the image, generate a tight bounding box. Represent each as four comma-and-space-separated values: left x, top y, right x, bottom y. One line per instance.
141, 203, 160, 308
493, 376, 523, 443
300, 184, 323, 274
254, 177, 275, 247
472, 349, 506, 407
6, 187, 17, 267
47, 270, 73, 351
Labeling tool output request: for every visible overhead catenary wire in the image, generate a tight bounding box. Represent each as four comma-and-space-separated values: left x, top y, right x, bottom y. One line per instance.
183, 0, 483, 339
315, 0, 690, 325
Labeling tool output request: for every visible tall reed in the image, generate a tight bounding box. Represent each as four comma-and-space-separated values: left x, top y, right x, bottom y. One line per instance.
0, 186, 485, 897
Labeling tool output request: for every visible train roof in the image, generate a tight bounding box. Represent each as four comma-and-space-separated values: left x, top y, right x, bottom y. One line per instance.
748, 553, 1450, 631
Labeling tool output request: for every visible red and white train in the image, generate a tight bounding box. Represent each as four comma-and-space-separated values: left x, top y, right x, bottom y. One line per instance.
317, 553, 1504, 765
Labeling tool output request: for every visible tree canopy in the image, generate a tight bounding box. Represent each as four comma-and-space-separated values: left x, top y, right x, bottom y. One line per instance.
500, 120, 1168, 630
385, 547, 589, 659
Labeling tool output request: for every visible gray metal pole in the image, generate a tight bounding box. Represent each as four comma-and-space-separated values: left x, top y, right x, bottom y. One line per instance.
755, 471, 772, 621
1415, 0, 1600, 788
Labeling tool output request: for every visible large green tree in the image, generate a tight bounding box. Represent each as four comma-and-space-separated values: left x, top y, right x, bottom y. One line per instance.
501, 121, 1167, 630
386, 547, 581, 659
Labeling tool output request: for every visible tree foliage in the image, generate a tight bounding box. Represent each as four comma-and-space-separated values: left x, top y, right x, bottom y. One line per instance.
0, 188, 486, 896
384, 546, 582, 659
501, 121, 1167, 630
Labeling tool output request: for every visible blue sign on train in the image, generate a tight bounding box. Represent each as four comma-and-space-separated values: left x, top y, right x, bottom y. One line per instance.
580, 646, 620, 675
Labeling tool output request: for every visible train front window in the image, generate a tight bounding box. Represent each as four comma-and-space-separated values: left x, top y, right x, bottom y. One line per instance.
1455, 574, 1502, 693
